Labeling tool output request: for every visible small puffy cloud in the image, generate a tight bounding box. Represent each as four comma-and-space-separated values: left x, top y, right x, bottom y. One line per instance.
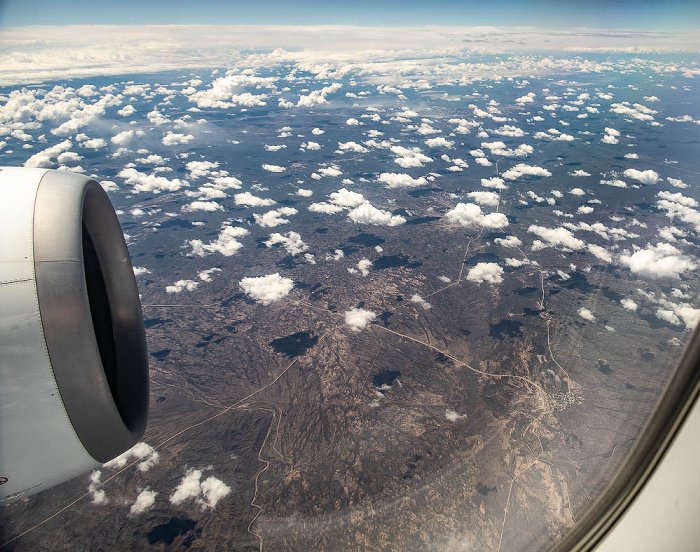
528, 225, 585, 250
620, 242, 696, 279
311, 127, 325, 135
118, 104, 136, 117
502, 163, 551, 180
302, 141, 322, 150
445, 409, 466, 421
170, 469, 231, 509
610, 102, 656, 121
667, 177, 688, 189
357, 258, 372, 276
336, 141, 367, 153
391, 145, 432, 168
348, 203, 406, 226
345, 307, 377, 331
166, 279, 199, 293
239, 273, 294, 305
601, 134, 619, 145
577, 205, 595, 215
265, 231, 308, 256
182, 200, 223, 212
467, 191, 500, 207
515, 92, 536, 104
578, 307, 595, 321
88, 471, 107, 505
81, 138, 107, 149
481, 141, 533, 157
296, 83, 342, 107
425, 137, 454, 148
234, 191, 275, 207
186, 160, 218, 178
600, 179, 627, 188
466, 262, 504, 285
326, 249, 345, 261
481, 177, 507, 190
57, 151, 82, 164
656, 309, 681, 326
446, 203, 508, 229
621, 298, 638, 311
198, 268, 222, 282
264, 144, 287, 152
262, 163, 286, 173
656, 192, 700, 231
136, 154, 166, 165
317, 166, 342, 178
623, 168, 660, 185
495, 235, 522, 248
254, 206, 298, 227
211, 176, 242, 190
570, 170, 591, 177
309, 202, 344, 214
410, 294, 431, 310
130, 489, 157, 515
657, 190, 698, 208
190, 225, 248, 257
24, 139, 72, 168
162, 132, 194, 146
535, 129, 573, 141
587, 243, 613, 262
112, 129, 145, 146
569, 188, 585, 196
199, 476, 232, 509
659, 226, 687, 242
378, 173, 427, 188
133, 266, 151, 276
118, 168, 187, 194
296, 188, 313, 197
624, 153, 639, 159
103, 442, 159, 472
187, 74, 273, 108
493, 124, 525, 137
346, 118, 360, 126
330, 188, 365, 208
505, 258, 528, 267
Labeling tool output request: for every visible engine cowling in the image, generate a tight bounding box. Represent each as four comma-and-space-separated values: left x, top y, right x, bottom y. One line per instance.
0, 167, 149, 503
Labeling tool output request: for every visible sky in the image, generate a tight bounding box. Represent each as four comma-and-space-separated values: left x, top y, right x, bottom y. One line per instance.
0, 0, 699, 30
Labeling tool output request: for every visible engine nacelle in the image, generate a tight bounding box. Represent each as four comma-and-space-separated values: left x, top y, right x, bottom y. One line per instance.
0, 167, 149, 503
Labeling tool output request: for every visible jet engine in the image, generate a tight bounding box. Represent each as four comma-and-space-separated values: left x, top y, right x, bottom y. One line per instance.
0, 167, 148, 503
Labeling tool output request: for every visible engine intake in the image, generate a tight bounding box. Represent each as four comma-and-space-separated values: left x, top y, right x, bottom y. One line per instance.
0, 168, 148, 502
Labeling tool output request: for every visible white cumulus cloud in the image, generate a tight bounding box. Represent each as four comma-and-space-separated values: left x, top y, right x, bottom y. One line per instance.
130, 489, 157, 515
345, 307, 377, 331
620, 242, 696, 279
623, 168, 660, 185
378, 173, 427, 188
265, 231, 308, 256
170, 469, 231, 509
103, 442, 159, 473
502, 163, 551, 180
189, 225, 249, 257
348, 203, 406, 226
466, 263, 504, 285
239, 273, 294, 304
446, 203, 508, 229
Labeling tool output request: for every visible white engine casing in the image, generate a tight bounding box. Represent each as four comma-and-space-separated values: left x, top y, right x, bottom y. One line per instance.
0, 167, 148, 503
